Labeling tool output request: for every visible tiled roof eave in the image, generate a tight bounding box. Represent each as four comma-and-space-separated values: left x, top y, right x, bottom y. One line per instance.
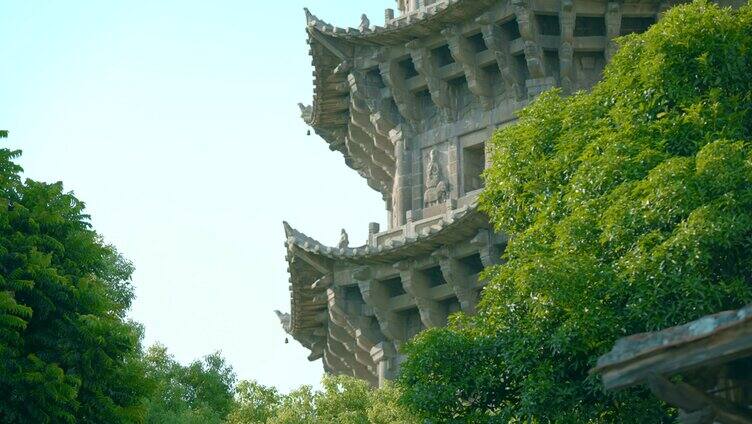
283, 204, 483, 263
304, 0, 498, 46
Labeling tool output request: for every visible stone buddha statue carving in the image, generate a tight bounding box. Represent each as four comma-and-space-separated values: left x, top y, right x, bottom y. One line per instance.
423, 148, 448, 207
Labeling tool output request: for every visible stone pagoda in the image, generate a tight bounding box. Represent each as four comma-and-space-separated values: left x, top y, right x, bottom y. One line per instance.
278, 0, 673, 387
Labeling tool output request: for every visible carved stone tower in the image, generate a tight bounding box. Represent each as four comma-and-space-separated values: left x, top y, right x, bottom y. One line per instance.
280, 0, 680, 387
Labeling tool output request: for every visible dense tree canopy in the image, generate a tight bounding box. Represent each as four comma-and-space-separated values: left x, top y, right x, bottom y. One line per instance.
139, 346, 415, 424
143, 344, 237, 424
0, 142, 150, 422
399, 2, 752, 422
229, 375, 416, 424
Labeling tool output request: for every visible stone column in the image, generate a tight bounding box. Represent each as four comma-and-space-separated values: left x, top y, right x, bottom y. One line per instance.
559, 0, 575, 94
390, 126, 411, 228
385, 8, 394, 22
605, 1, 622, 62
368, 222, 380, 246
370, 342, 399, 387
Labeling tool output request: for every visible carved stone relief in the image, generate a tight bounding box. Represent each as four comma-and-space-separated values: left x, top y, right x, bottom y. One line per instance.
423, 147, 449, 207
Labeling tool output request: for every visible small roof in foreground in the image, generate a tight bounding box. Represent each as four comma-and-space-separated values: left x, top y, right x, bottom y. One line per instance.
593, 304, 752, 390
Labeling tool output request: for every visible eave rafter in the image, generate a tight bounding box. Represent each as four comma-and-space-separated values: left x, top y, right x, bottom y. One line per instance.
328, 319, 377, 382
348, 70, 398, 139
345, 124, 393, 194
327, 288, 382, 381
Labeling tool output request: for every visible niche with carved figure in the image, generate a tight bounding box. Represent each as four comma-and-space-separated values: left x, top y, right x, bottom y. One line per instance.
421, 145, 450, 209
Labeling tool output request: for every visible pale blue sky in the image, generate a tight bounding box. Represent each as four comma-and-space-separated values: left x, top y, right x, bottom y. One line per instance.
0, 0, 394, 392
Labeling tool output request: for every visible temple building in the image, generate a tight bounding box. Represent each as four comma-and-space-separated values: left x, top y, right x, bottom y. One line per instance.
277, 0, 675, 387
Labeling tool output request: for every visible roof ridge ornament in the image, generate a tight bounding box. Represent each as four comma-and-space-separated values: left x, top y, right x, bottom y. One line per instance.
303, 8, 317, 27
275, 310, 292, 334
359, 14, 370, 33
297, 103, 313, 123
283, 221, 294, 238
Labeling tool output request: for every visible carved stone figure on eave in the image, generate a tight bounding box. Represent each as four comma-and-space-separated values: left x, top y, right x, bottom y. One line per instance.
339, 229, 350, 249
359, 14, 370, 32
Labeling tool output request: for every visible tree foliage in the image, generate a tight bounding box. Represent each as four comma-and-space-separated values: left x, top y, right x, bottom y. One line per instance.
399, 2, 752, 422
229, 375, 416, 424
0, 144, 150, 422
143, 344, 237, 424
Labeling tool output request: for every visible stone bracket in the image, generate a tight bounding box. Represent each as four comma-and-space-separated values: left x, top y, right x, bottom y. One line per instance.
433, 248, 479, 314
512, 0, 546, 90
355, 268, 406, 345
378, 52, 420, 125
406, 39, 455, 118
395, 260, 446, 328
470, 229, 504, 268
443, 26, 494, 110
478, 14, 525, 100
370, 342, 399, 387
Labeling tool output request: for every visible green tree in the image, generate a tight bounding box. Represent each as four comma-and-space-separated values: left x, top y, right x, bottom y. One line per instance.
143, 344, 237, 424
229, 375, 416, 424
399, 327, 513, 422
399, 2, 752, 422
228, 380, 282, 424
0, 137, 150, 423
366, 381, 417, 424
265, 385, 316, 424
